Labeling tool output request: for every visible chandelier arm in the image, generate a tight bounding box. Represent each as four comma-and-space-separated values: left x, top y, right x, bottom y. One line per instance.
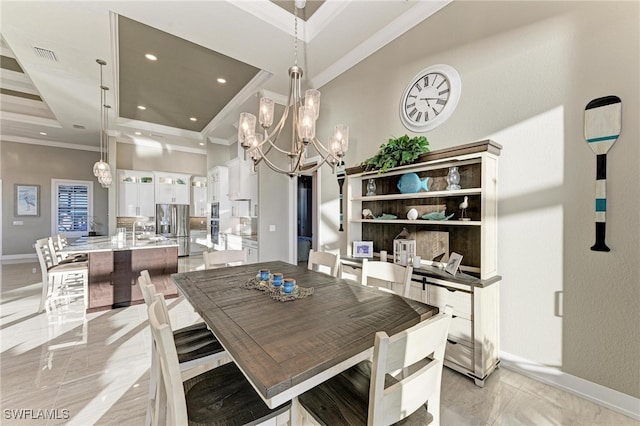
255, 145, 297, 175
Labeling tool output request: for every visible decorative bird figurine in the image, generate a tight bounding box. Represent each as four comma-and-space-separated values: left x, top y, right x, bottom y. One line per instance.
459, 196, 469, 221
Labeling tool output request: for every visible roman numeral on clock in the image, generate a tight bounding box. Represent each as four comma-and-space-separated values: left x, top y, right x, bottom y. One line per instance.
405, 103, 415, 110
408, 108, 418, 118
436, 99, 446, 106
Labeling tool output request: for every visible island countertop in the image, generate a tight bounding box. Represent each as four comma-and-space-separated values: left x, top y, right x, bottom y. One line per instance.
62, 235, 178, 254
61, 235, 179, 312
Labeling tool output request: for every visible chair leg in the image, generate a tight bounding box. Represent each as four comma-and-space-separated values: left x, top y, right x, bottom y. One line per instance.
38, 277, 49, 313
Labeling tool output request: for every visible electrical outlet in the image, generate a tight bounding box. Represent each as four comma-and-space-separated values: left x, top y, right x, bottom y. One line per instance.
13, 220, 23, 225
269, 225, 276, 232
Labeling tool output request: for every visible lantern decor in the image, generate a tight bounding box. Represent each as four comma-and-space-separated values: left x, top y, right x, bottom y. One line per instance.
393, 227, 416, 266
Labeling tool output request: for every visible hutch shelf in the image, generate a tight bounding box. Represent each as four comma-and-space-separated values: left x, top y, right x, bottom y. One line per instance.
343, 139, 502, 386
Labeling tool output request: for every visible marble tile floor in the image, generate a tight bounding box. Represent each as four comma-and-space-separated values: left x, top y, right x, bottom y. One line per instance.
1, 258, 637, 426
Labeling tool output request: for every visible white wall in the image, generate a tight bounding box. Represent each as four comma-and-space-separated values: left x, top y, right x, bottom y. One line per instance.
315, 1, 639, 398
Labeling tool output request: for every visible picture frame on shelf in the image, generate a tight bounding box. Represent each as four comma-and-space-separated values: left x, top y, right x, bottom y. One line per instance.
14, 184, 40, 217
353, 241, 374, 258
445, 252, 463, 275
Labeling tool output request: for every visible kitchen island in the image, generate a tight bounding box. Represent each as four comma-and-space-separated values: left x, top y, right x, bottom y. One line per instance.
63, 236, 179, 312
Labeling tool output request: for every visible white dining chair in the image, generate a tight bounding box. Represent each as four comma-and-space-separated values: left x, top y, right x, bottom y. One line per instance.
35, 237, 87, 313
203, 249, 247, 269
297, 306, 453, 426
307, 249, 340, 277
139, 274, 230, 426
360, 258, 413, 297
50, 234, 87, 265
147, 296, 291, 426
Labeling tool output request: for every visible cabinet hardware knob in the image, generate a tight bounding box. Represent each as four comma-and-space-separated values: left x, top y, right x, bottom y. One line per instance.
447, 339, 457, 345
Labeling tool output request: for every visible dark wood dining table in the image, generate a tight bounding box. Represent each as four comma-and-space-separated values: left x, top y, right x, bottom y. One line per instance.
172, 260, 439, 408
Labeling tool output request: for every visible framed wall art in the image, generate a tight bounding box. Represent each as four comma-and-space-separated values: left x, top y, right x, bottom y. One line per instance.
14, 184, 40, 217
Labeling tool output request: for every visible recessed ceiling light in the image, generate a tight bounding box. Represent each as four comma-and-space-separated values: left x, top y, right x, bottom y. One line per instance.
217, 78, 226, 84
135, 131, 141, 135
145, 53, 157, 61
190, 117, 197, 122
39, 132, 47, 135
199, 142, 205, 146
137, 105, 146, 110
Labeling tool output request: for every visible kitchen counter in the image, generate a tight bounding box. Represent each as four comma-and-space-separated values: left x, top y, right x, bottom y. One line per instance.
64, 235, 178, 253
223, 232, 258, 242
64, 235, 179, 312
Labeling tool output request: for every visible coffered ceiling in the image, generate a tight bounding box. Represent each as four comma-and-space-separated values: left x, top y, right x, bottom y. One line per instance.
0, 1, 451, 153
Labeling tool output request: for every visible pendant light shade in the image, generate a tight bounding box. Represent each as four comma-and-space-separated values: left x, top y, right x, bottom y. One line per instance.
94, 59, 112, 187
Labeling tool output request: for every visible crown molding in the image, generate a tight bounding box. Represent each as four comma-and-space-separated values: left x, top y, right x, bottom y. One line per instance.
0, 110, 61, 128
311, 0, 452, 89
116, 136, 206, 155
202, 69, 273, 136
1, 136, 99, 151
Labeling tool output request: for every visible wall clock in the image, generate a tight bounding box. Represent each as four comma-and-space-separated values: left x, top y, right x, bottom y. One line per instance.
400, 64, 462, 132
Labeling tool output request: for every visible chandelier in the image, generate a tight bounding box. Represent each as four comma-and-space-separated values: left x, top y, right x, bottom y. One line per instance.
238, 0, 348, 177
93, 58, 112, 187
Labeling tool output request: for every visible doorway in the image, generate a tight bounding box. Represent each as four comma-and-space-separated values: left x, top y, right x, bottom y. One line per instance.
297, 175, 313, 265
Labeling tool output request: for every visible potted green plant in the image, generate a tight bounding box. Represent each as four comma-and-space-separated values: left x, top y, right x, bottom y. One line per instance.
361, 135, 429, 173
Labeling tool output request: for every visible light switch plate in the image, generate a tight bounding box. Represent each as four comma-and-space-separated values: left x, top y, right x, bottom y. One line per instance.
269, 225, 276, 232
13, 221, 23, 225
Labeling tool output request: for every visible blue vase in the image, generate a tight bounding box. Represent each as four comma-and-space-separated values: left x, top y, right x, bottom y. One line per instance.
397, 173, 429, 194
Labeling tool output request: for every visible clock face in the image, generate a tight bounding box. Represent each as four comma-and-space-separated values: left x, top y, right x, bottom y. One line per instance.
400, 64, 461, 132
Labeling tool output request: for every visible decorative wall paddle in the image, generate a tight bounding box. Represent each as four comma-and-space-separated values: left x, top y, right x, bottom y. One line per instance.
584, 95, 621, 252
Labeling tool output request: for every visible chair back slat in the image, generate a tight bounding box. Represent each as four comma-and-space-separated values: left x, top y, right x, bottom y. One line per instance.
361, 259, 413, 297
148, 296, 190, 425
368, 307, 452, 425
307, 249, 339, 277
203, 249, 247, 269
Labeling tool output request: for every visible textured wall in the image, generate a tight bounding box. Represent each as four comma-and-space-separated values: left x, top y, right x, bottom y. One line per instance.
315, 1, 639, 397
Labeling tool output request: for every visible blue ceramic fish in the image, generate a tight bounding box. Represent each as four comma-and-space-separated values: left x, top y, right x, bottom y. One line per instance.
397, 173, 429, 193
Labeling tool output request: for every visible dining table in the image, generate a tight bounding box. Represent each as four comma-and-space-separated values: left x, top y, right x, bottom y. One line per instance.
171, 260, 439, 409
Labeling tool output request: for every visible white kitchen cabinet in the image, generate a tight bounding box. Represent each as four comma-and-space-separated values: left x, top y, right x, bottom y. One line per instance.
226, 233, 242, 250
250, 172, 258, 217
117, 169, 155, 217
155, 172, 191, 205
208, 166, 228, 203
226, 157, 251, 200
243, 238, 258, 264
189, 230, 208, 255
191, 176, 207, 217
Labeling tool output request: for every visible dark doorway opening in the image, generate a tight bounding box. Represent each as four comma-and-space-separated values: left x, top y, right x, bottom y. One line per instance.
297, 175, 313, 264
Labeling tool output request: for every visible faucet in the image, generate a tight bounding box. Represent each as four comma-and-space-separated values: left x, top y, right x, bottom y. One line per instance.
133, 220, 146, 240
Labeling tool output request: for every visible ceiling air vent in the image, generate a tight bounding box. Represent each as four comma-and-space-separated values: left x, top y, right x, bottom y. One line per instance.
33, 46, 58, 61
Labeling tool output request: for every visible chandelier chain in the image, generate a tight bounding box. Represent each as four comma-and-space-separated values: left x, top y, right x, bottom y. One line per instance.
294, 5, 298, 66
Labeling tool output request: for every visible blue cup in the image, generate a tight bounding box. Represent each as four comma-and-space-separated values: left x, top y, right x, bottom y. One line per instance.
272, 273, 283, 287
283, 278, 295, 294
259, 269, 270, 281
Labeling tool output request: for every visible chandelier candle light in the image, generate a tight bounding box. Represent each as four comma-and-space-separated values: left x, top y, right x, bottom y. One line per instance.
238, 0, 348, 177
93, 59, 112, 187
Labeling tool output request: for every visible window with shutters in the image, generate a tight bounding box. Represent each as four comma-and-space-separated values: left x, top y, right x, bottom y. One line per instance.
51, 180, 93, 238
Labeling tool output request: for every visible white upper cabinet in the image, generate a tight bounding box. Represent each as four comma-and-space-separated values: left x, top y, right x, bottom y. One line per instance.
226, 157, 251, 200
154, 172, 191, 205
117, 170, 155, 217
191, 176, 208, 217
208, 166, 228, 203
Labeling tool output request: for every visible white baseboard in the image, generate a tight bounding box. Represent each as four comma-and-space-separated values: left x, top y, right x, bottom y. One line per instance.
1, 254, 37, 262
500, 351, 640, 421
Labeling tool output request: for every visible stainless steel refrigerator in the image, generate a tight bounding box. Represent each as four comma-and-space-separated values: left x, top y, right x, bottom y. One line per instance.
156, 204, 190, 256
